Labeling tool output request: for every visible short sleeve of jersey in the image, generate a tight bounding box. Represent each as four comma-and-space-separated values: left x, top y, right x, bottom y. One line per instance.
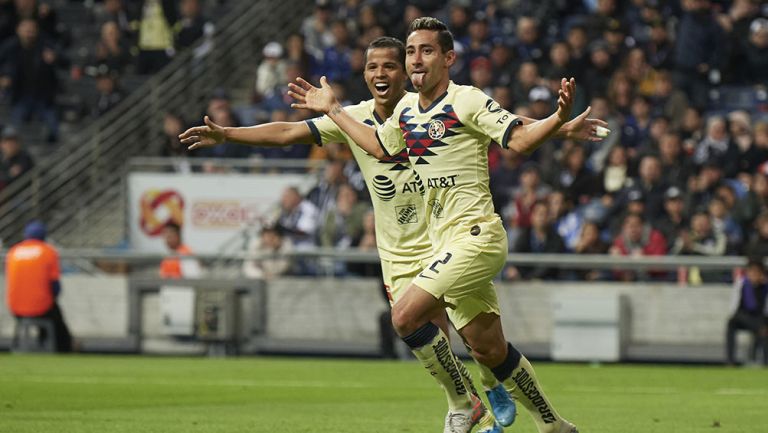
464, 88, 522, 149
375, 97, 409, 157
305, 115, 346, 146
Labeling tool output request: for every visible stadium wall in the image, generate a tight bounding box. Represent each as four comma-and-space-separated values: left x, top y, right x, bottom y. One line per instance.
0, 276, 737, 362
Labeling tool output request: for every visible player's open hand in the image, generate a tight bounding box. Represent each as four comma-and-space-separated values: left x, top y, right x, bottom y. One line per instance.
288, 76, 337, 114
556, 77, 575, 124
179, 116, 226, 150
563, 106, 610, 142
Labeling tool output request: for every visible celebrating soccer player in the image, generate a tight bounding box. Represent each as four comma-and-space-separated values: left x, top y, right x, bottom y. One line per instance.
181, 36, 521, 433
288, 17, 605, 433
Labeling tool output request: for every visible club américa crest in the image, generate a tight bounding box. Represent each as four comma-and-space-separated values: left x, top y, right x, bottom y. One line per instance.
427, 119, 446, 140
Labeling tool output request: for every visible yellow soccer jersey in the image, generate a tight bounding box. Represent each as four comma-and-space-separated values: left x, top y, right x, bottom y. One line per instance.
306, 97, 433, 261
376, 82, 522, 247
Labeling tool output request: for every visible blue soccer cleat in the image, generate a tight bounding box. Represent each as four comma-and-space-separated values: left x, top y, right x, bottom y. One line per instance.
485, 384, 517, 427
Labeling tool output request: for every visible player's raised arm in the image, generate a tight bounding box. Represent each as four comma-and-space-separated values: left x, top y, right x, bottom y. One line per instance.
179, 115, 315, 150
516, 107, 610, 142
507, 77, 578, 155
288, 76, 385, 159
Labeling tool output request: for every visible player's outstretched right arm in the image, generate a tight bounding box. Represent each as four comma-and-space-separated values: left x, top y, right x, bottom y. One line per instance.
179, 115, 315, 150
288, 76, 385, 159
507, 77, 575, 155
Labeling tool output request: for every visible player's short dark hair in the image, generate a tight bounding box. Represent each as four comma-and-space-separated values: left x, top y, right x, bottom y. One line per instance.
366, 37, 405, 69
407, 17, 454, 53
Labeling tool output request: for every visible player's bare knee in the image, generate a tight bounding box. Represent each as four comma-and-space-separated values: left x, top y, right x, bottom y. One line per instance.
391, 304, 417, 336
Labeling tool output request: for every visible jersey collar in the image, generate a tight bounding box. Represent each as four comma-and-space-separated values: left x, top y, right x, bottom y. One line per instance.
418, 81, 452, 113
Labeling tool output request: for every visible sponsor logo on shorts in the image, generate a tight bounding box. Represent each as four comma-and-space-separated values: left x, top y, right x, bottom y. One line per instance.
396, 204, 418, 225
372, 175, 397, 201
512, 368, 557, 424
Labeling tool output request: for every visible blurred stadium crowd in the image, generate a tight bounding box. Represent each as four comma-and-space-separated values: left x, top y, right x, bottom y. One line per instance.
2, 0, 768, 283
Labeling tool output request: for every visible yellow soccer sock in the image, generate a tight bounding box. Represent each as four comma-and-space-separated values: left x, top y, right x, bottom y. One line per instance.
402, 322, 473, 411
491, 343, 570, 433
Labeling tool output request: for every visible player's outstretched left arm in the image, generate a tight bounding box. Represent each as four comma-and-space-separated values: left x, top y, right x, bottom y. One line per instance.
515, 107, 609, 142
507, 78, 575, 155
179, 116, 315, 150
288, 76, 385, 159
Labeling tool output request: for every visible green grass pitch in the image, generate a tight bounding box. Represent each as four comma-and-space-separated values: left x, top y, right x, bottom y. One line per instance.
1, 354, 766, 432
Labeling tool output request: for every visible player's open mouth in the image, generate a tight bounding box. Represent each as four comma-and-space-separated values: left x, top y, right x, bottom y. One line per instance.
374, 82, 390, 96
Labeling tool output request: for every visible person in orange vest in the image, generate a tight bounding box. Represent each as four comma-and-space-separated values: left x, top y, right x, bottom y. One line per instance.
159, 222, 202, 279
5, 220, 72, 352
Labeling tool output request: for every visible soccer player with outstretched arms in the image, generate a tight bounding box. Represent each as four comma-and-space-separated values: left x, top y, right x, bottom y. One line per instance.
288, 17, 607, 433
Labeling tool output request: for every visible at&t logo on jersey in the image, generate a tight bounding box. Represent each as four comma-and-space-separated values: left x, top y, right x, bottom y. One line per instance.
428, 119, 446, 139
372, 175, 397, 201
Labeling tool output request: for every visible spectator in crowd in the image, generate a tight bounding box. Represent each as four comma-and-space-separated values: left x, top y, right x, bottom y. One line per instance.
319, 183, 368, 250
542, 41, 571, 93
572, 220, 610, 281
694, 116, 739, 176
635, 154, 667, 222
255, 42, 286, 99
739, 18, 768, 85
5, 0, 58, 42
503, 162, 551, 233
729, 110, 763, 175
745, 211, 768, 258
275, 186, 319, 250
306, 159, 346, 218
96, 0, 135, 40
91, 67, 123, 117
708, 195, 743, 252
301, 0, 334, 58
0, 18, 67, 142
343, 47, 369, 104
0, 126, 33, 188
738, 173, 768, 229
672, 211, 726, 256
610, 213, 668, 281
671, 211, 727, 283
656, 186, 688, 247
691, 160, 730, 211
551, 142, 595, 205
242, 225, 293, 280
643, 19, 674, 70
506, 200, 566, 281
658, 132, 694, 189
284, 32, 316, 80
725, 257, 768, 366
650, 70, 689, 131
468, 56, 493, 95
5, 220, 72, 352
489, 42, 515, 88
159, 222, 202, 279
92, 20, 133, 74
159, 112, 190, 172
584, 40, 614, 100
675, 0, 727, 109
319, 19, 352, 82
511, 61, 539, 106
598, 145, 630, 196
622, 95, 653, 151
174, 0, 211, 50
513, 16, 544, 64
135, 0, 177, 75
